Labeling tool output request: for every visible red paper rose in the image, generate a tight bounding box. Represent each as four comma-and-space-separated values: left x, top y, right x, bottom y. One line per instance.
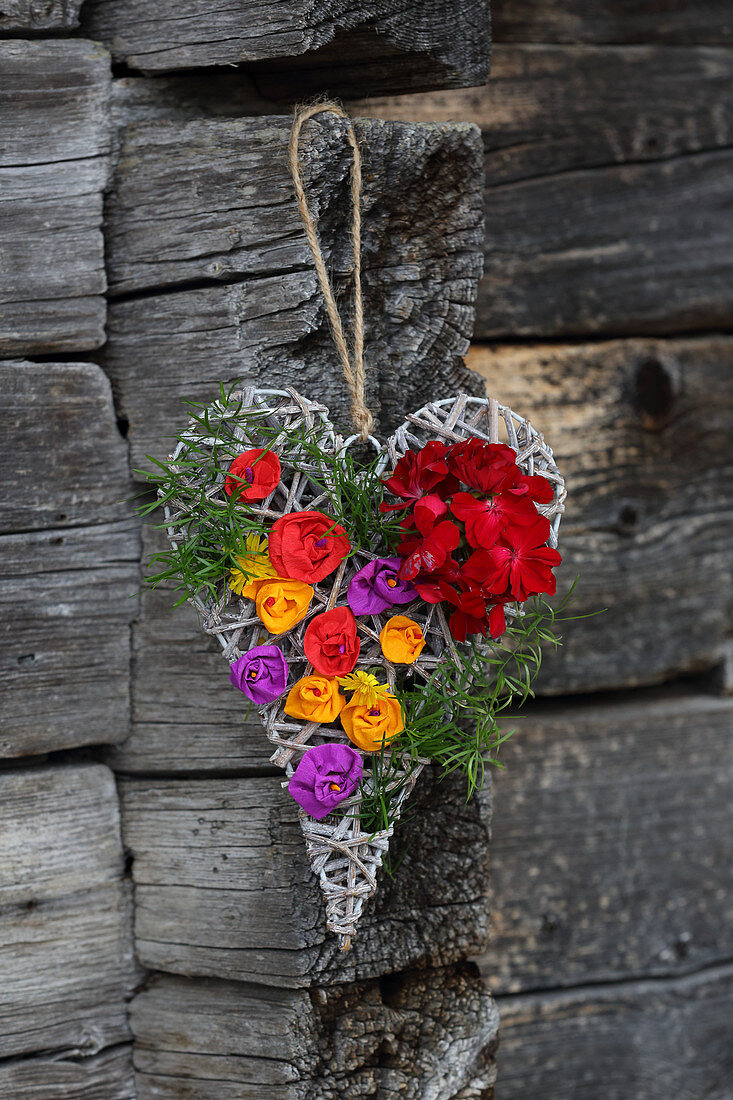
304, 606, 360, 677
225, 448, 281, 502
269, 510, 351, 583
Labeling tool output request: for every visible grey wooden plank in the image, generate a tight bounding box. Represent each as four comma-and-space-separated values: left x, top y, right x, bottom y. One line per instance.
491, 0, 733, 45
0, 362, 139, 757
0, 361, 133, 534
358, 44, 733, 187
130, 968, 498, 1099
0, 765, 134, 1059
0, 0, 84, 31
477, 691, 733, 995
0, 1046, 136, 1100
83, 0, 490, 95
0, 43, 111, 357
470, 335, 733, 693
104, 115, 485, 468
476, 148, 733, 339
121, 771, 491, 987
496, 966, 733, 1100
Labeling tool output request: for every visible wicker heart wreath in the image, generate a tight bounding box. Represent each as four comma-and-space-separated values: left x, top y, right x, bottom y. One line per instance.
143, 103, 566, 948
147, 385, 565, 947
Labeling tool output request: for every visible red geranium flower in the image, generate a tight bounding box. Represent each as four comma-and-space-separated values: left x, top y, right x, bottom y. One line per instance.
412, 557, 461, 604
304, 606, 360, 677
397, 495, 460, 580
450, 491, 539, 549
508, 472, 555, 505
447, 439, 520, 496
469, 517, 562, 601
381, 441, 458, 512
448, 585, 488, 642
269, 510, 350, 583
225, 448, 281, 502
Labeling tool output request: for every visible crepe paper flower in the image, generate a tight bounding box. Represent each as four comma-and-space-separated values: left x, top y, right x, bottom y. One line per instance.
269, 510, 351, 583
304, 606, 360, 677
288, 742, 363, 821
229, 533, 278, 599
379, 615, 426, 664
284, 675, 345, 724
450, 491, 539, 550
380, 441, 458, 512
255, 577, 313, 634
447, 439, 520, 496
397, 494, 460, 581
338, 670, 391, 708
474, 516, 562, 602
341, 693, 404, 753
229, 644, 288, 704
347, 557, 416, 615
225, 448, 281, 502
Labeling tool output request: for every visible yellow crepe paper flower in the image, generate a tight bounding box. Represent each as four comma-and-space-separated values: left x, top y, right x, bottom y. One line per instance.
379, 615, 426, 665
255, 577, 313, 634
338, 670, 390, 708
284, 675, 345, 724
341, 693, 404, 753
229, 533, 278, 599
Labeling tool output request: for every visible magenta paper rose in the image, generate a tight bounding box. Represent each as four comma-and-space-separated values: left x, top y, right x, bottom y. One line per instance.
289, 743, 363, 820
347, 556, 416, 616
230, 644, 288, 704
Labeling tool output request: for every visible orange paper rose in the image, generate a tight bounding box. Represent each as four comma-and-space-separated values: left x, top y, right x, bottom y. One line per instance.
379, 615, 426, 665
284, 675, 345, 724
255, 578, 313, 634
269, 510, 351, 583
341, 693, 404, 753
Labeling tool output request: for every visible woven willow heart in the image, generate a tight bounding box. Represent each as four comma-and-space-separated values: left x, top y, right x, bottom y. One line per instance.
162, 386, 565, 947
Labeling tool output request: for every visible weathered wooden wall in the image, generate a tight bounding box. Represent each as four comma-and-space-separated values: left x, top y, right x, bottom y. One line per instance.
3, 0, 732, 1096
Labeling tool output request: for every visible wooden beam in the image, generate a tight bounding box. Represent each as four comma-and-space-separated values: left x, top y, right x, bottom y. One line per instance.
130, 967, 498, 1099
496, 965, 733, 1099
0, 42, 111, 357
82, 0, 491, 95
468, 335, 733, 693
121, 771, 491, 986
104, 115, 486, 467
0, 766, 135, 1059
0, 363, 139, 757
0, 1047, 136, 1100
0, 0, 85, 31
479, 691, 733, 994
490, 0, 732, 45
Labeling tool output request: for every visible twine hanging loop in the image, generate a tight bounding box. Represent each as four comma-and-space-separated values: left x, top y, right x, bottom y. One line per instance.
288, 101, 373, 440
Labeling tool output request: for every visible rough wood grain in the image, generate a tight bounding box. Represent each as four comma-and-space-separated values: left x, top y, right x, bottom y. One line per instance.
0, 1047, 136, 1100
496, 965, 733, 1099
103, 114, 485, 467
0, 363, 139, 757
0, 43, 111, 357
0, 766, 134, 1059
121, 770, 491, 987
83, 0, 490, 95
358, 44, 733, 187
478, 690, 733, 994
0, 0, 84, 31
476, 148, 733, 339
491, 0, 733, 45
469, 335, 733, 693
130, 966, 498, 1099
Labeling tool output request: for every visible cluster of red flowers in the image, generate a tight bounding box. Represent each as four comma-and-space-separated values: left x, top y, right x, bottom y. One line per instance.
381, 439, 562, 641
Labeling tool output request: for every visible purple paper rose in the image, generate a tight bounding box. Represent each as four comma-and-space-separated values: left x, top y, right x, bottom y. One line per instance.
230, 644, 288, 705
347, 556, 416, 616
289, 743, 363, 820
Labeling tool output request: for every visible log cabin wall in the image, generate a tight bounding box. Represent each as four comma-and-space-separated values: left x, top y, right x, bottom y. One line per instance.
1, 3, 731, 1100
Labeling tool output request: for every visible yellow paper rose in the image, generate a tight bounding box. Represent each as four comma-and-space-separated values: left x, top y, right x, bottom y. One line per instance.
341, 693, 404, 752
256, 578, 313, 634
229, 533, 278, 599
379, 615, 426, 665
284, 675, 345, 724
